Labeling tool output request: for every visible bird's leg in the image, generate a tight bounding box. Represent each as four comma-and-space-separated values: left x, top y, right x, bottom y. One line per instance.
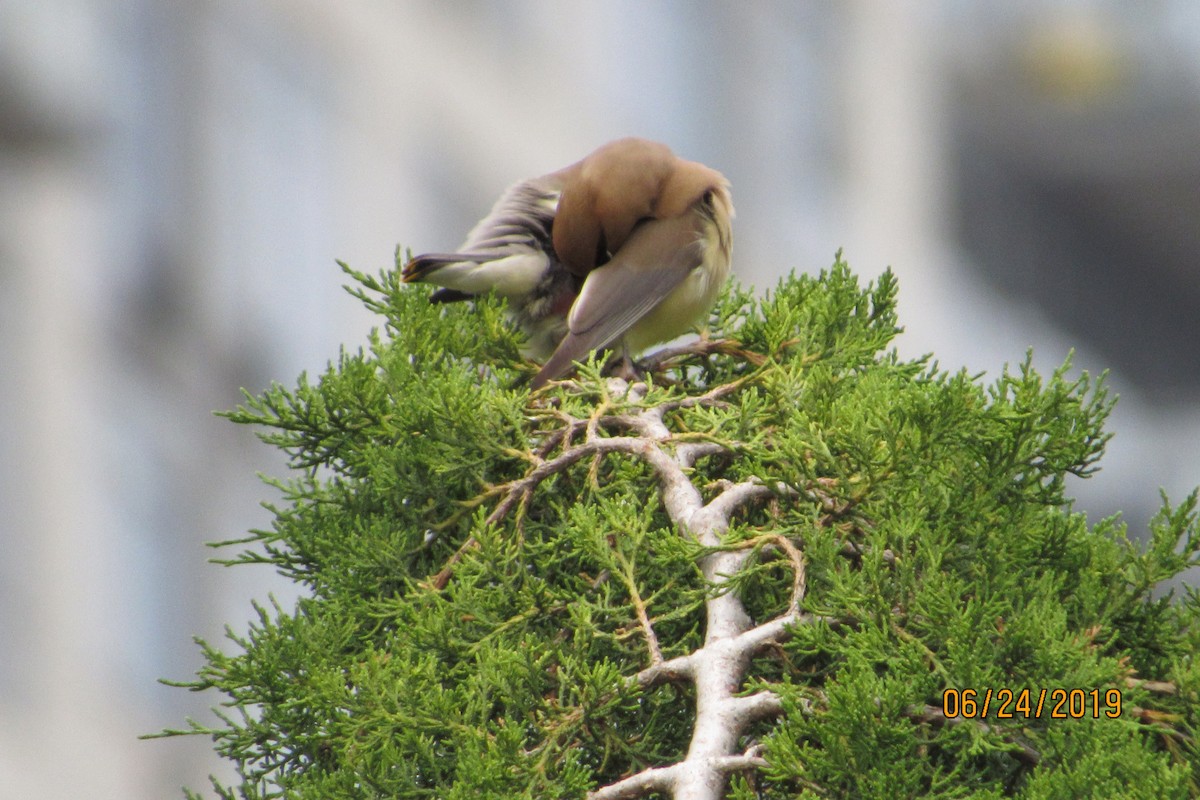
603, 345, 684, 388
603, 342, 642, 383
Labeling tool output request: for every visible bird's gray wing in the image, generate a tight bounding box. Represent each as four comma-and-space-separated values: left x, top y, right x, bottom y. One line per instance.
460, 176, 561, 253
532, 212, 704, 387
403, 175, 562, 284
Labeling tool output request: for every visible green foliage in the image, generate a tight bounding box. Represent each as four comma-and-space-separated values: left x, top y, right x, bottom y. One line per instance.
161, 253, 1200, 798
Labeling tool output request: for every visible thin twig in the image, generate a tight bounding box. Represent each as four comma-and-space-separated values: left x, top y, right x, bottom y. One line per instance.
425, 435, 657, 589
1125, 677, 1178, 695
638, 337, 769, 370
718, 531, 807, 612
909, 704, 1041, 766
612, 549, 663, 665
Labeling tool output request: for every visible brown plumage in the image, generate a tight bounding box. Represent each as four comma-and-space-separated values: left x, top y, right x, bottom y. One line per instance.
401, 138, 733, 388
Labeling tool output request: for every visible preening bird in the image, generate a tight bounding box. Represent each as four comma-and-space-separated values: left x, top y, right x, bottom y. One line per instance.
401, 138, 733, 388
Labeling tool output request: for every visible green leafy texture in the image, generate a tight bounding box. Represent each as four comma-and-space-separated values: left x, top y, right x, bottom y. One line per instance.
161, 252, 1200, 798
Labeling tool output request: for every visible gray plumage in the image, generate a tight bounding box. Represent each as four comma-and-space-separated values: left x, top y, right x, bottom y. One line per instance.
403, 173, 578, 359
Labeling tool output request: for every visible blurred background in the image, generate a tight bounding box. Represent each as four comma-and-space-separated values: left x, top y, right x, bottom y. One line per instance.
2, 0, 1199, 796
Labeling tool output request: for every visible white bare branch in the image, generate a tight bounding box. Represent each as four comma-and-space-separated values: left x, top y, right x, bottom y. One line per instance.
540, 380, 809, 800
675, 441, 729, 469
635, 653, 696, 688
727, 690, 784, 723
589, 764, 678, 800
705, 478, 794, 521
708, 753, 770, 773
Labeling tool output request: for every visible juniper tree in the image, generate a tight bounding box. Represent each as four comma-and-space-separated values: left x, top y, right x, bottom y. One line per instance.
159, 253, 1200, 799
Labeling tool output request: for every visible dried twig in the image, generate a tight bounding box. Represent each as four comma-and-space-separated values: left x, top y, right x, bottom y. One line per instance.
908, 704, 1041, 767
612, 548, 663, 665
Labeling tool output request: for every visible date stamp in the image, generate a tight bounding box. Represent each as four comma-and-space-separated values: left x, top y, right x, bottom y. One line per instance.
942, 688, 1122, 720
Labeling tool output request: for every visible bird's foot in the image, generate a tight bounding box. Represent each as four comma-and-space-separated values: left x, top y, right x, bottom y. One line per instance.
605, 353, 642, 383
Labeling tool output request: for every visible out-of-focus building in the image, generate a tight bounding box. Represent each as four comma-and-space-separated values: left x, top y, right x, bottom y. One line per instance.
1, 2, 1197, 796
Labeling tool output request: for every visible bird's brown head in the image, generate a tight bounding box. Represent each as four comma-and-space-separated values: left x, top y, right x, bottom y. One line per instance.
551, 138, 728, 277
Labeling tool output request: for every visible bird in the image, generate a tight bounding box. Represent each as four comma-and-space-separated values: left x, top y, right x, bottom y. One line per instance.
401, 138, 733, 389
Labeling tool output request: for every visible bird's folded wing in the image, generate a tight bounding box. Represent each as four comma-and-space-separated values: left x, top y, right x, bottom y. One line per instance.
532, 211, 704, 386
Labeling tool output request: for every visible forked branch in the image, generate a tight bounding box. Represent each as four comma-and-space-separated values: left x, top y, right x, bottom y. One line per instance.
429, 377, 813, 798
